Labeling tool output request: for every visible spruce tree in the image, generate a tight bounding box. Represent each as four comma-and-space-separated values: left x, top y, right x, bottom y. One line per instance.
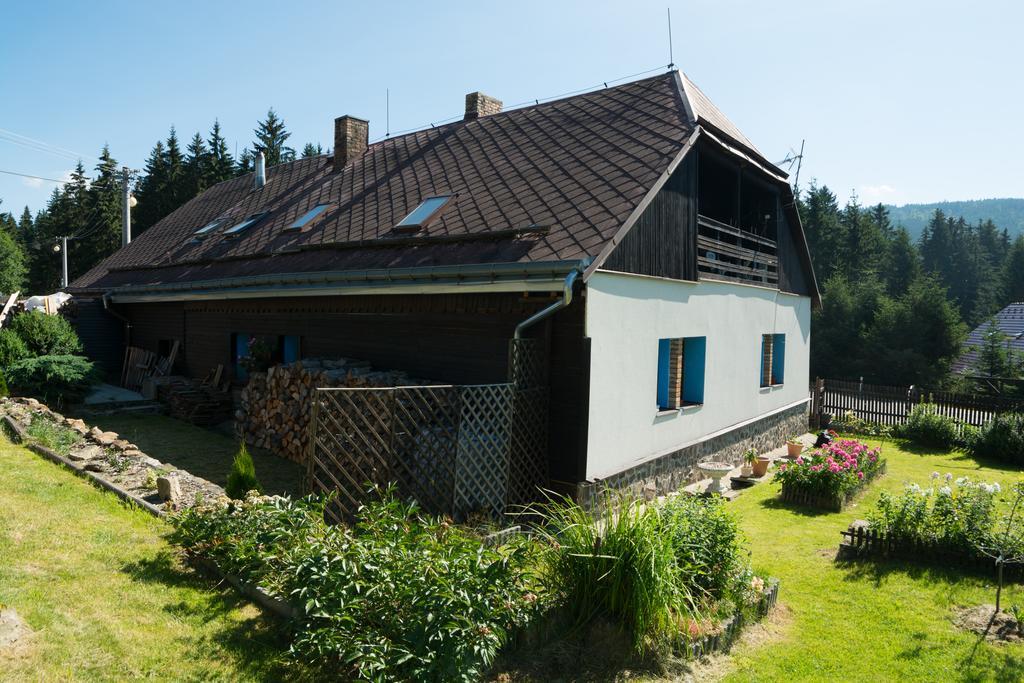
301, 142, 324, 158
164, 127, 185, 209
78, 145, 123, 274
1004, 236, 1024, 304
0, 229, 26, 294
184, 132, 210, 197
253, 108, 294, 166
887, 227, 921, 296
206, 120, 235, 185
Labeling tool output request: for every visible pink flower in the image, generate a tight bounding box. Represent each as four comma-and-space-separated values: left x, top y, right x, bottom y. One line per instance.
796, 457, 804, 465
857, 471, 864, 479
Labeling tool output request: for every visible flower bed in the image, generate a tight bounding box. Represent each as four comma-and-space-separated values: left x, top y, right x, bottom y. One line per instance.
775, 438, 885, 511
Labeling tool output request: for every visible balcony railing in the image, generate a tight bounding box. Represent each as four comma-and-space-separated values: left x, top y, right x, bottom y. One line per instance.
696, 215, 778, 287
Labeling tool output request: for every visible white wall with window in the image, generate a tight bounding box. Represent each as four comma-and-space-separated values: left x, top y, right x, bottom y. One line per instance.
584, 270, 811, 480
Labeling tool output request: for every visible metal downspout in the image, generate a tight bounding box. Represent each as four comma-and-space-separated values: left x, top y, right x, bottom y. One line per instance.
514, 268, 581, 340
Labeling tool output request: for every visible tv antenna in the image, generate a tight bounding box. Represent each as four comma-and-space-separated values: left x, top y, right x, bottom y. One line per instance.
386, 88, 390, 138
776, 139, 805, 191
666, 8, 675, 69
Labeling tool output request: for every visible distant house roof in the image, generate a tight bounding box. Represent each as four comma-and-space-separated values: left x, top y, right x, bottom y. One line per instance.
70, 71, 814, 301
953, 302, 1024, 373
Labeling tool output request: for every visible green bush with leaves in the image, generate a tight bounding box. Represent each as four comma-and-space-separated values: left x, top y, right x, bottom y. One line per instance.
0, 329, 29, 370
0, 371, 7, 398
8, 311, 82, 357
967, 413, 1024, 465
170, 491, 537, 682
5, 354, 97, 405
225, 443, 262, 500
892, 402, 959, 449
660, 494, 743, 604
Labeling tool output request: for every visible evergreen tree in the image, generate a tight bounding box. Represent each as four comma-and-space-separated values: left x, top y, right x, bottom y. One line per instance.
206, 120, 235, 185
133, 139, 168, 234
973, 319, 1023, 378
798, 182, 845, 281
840, 195, 887, 278
184, 132, 210, 197
164, 127, 185, 209
76, 145, 123, 275
0, 228, 26, 293
253, 108, 294, 166
301, 142, 324, 158
1004, 236, 1024, 303
236, 147, 254, 175
17, 206, 33, 251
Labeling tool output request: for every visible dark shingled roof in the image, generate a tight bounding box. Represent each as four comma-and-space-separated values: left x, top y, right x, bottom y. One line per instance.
70, 71, 783, 294
953, 303, 1024, 374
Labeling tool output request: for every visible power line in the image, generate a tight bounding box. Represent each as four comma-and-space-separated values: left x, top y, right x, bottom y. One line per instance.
0, 168, 71, 183
0, 127, 96, 162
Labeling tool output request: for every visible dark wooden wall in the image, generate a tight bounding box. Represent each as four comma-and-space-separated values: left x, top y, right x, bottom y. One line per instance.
546, 295, 590, 487
603, 153, 697, 281
66, 297, 124, 380
776, 204, 813, 297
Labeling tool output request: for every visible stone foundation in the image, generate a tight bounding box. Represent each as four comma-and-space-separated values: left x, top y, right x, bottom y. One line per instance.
576, 401, 809, 508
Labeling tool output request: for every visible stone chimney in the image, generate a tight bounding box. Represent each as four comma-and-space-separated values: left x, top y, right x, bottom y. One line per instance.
334, 115, 369, 170
464, 92, 503, 121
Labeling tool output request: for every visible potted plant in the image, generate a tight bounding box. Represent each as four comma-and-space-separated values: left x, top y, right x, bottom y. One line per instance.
752, 449, 772, 478
786, 437, 803, 458
741, 447, 757, 477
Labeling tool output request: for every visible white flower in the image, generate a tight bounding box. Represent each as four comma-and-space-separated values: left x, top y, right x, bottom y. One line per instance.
993, 482, 1002, 493
938, 486, 952, 496
956, 477, 969, 487
931, 472, 940, 480
907, 483, 922, 494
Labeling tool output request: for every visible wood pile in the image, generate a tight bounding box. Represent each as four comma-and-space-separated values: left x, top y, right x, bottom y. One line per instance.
237, 358, 421, 463
158, 366, 233, 426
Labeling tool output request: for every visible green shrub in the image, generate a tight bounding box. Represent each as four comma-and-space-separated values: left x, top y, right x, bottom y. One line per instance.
225, 443, 262, 500
0, 329, 29, 370
0, 371, 7, 398
25, 414, 81, 456
660, 494, 743, 603
8, 311, 82, 356
967, 413, 1024, 464
893, 402, 959, 449
5, 355, 97, 406
170, 492, 537, 682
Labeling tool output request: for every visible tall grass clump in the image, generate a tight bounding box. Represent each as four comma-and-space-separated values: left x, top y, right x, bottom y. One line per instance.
533, 493, 689, 651
25, 413, 81, 456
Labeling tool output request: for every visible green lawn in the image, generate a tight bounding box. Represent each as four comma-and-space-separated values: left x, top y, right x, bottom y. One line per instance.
0, 434, 303, 681
722, 439, 1024, 682
82, 413, 305, 496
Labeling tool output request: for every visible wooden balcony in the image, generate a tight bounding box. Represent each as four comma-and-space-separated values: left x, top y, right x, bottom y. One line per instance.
696, 215, 778, 287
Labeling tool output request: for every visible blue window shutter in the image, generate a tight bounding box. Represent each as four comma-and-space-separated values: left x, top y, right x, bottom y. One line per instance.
772, 334, 786, 384
657, 339, 670, 408
235, 333, 251, 381
682, 336, 706, 404
760, 335, 767, 385
283, 335, 300, 363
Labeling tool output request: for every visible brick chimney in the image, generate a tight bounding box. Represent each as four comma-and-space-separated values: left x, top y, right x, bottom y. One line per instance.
334, 115, 369, 170
464, 92, 502, 120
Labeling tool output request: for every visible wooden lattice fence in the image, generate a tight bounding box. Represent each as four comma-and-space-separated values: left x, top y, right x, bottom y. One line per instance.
307, 340, 549, 522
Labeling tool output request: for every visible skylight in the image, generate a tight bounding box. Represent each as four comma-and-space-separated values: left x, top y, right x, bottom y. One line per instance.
394, 195, 454, 232
193, 218, 225, 238
223, 212, 269, 238
286, 204, 331, 231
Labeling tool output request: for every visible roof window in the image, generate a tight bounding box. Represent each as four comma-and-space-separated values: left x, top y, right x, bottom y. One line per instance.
223, 212, 270, 238
394, 195, 454, 233
285, 204, 332, 231
193, 218, 225, 239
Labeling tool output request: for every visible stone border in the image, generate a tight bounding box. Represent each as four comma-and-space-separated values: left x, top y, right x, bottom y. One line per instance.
191, 558, 300, 620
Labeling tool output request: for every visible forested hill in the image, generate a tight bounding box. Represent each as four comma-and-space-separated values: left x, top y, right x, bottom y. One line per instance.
886, 198, 1024, 239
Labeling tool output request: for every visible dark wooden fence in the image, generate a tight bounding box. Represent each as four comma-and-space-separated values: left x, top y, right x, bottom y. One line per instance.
813, 377, 1024, 429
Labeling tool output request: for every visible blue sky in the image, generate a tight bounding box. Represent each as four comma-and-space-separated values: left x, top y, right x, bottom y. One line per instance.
1, 0, 1020, 216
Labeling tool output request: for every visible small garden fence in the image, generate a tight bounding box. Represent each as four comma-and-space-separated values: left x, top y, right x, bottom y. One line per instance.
779, 461, 887, 512
812, 377, 1024, 429
839, 523, 1024, 581
307, 340, 548, 523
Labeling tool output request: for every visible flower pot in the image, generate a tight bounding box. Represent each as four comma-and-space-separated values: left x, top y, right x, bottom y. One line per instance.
752, 456, 771, 478
787, 441, 803, 458
698, 461, 734, 494
740, 464, 753, 477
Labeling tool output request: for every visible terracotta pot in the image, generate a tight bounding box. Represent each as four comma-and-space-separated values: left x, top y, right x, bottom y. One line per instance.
752, 456, 771, 478
787, 441, 803, 458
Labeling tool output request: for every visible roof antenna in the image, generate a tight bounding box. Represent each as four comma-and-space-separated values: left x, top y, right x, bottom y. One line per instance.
777, 139, 805, 192
666, 7, 675, 70
386, 88, 390, 138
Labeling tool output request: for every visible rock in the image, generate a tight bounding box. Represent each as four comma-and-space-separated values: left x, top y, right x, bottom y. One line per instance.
67, 445, 103, 462
112, 439, 132, 451
157, 474, 182, 502
95, 431, 119, 446
0, 608, 31, 648
89, 426, 103, 439
68, 419, 89, 435
84, 462, 105, 472
122, 449, 144, 458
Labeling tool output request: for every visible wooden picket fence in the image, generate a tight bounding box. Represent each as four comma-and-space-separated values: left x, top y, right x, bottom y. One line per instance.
683, 580, 779, 659
813, 377, 1024, 429
840, 523, 1024, 581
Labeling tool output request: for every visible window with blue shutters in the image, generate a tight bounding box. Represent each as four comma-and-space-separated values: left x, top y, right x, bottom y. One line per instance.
657, 336, 706, 410
760, 333, 785, 387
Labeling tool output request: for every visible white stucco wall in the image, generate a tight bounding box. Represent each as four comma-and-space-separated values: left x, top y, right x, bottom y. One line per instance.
584, 270, 812, 480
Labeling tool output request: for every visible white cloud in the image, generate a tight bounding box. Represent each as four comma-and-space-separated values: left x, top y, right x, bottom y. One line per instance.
858, 184, 897, 203
21, 176, 43, 188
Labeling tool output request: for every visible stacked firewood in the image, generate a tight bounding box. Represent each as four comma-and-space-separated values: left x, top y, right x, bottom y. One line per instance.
236, 358, 421, 463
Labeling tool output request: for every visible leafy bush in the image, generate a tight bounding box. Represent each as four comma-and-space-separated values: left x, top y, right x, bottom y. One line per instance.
534, 493, 686, 652
0, 371, 7, 398
868, 473, 1001, 554
967, 413, 1024, 465
170, 491, 538, 682
775, 438, 884, 499
0, 329, 29, 370
5, 355, 97, 405
225, 443, 261, 499
892, 402, 959, 449
25, 414, 81, 456
8, 311, 82, 356
660, 494, 742, 604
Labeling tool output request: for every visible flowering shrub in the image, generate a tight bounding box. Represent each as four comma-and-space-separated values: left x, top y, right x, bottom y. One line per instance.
774, 438, 884, 500
867, 473, 1000, 553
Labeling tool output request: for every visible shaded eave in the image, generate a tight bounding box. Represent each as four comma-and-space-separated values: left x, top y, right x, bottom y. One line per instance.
103, 259, 589, 304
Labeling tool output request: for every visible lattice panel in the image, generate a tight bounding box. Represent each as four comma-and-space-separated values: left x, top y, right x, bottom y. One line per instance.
455, 384, 514, 518
390, 386, 460, 516
509, 338, 547, 389
507, 387, 549, 508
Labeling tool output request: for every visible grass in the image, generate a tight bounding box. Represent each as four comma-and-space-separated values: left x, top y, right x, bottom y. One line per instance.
720, 438, 1024, 682
24, 414, 81, 456
81, 413, 304, 496
0, 432, 304, 681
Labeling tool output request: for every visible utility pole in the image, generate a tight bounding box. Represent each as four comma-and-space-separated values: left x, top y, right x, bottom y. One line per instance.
59, 236, 68, 289
121, 166, 132, 246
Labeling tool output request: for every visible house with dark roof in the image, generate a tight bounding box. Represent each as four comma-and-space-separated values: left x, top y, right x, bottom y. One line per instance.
953, 302, 1024, 375
68, 71, 819, 502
